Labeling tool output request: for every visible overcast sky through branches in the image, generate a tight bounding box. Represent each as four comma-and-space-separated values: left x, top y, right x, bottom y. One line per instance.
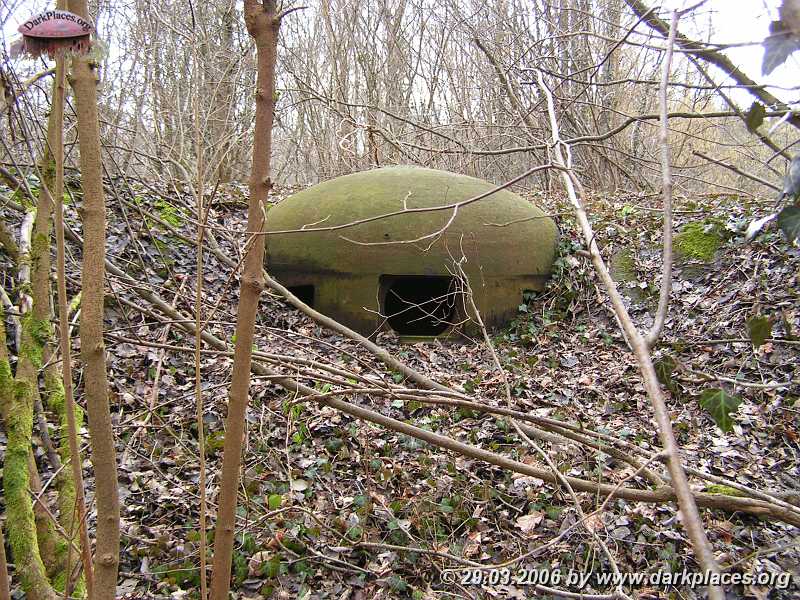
3, 1, 798, 114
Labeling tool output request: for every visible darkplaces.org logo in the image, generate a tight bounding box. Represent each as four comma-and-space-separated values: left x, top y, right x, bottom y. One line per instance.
20, 10, 93, 35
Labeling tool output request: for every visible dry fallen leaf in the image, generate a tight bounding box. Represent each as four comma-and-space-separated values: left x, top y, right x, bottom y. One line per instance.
463, 530, 482, 557
515, 511, 544, 533
248, 550, 272, 576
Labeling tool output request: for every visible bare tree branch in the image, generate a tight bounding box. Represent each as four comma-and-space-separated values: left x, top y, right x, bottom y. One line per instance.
534, 66, 724, 599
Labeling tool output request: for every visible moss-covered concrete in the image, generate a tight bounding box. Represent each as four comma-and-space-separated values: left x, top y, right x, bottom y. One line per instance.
266, 167, 558, 336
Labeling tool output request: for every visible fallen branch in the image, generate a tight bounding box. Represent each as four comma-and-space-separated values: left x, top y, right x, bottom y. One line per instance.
458, 259, 631, 599
104, 328, 800, 514
692, 151, 781, 192
100, 284, 800, 527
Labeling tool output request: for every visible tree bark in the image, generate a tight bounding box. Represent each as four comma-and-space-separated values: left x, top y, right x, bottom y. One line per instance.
0, 521, 9, 600
645, 9, 676, 348
209, 1, 280, 597
67, 0, 121, 597
50, 50, 94, 596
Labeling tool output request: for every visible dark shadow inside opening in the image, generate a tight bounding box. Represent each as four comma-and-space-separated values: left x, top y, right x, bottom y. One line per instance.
383, 276, 456, 336
288, 285, 315, 308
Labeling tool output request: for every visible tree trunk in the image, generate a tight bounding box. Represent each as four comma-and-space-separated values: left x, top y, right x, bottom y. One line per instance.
67, 0, 121, 597
2, 269, 56, 600
209, 1, 280, 597
48, 49, 93, 597
0, 521, 9, 600
1, 109, 59, 598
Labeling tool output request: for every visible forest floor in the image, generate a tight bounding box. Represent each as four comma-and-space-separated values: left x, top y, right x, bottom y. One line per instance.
2, 176, 799, 599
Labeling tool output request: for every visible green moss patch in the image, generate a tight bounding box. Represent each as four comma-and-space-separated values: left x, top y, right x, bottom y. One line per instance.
610, 248, 642, 300
674, 222, 722, 262
19, 314, 51, 369
703, 484, 746, 497
154, 199, 185, 228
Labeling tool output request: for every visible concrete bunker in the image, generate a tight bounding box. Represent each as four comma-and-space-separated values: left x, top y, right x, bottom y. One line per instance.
266, 166, 558, 338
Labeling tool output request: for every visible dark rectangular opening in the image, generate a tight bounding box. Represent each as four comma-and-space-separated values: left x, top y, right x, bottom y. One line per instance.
288, 285, 315, 308
381, 275, 457, 336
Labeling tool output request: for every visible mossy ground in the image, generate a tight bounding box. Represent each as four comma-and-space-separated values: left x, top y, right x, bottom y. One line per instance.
674, 222, 723, 261
133, 195, 186, 228
154, 199, 184, 227
704, 484, 747, 497
610, 248, 644, 303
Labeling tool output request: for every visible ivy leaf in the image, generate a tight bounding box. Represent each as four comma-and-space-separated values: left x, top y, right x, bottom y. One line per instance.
777, 206, 800, 242
746, 315, 772, 348
762, 22, 800, 75
744, 213, 777, 242
654, 354, 679, 394
762, 0, 800, 75
699, 388, 742, 433
745, 102, 766, 132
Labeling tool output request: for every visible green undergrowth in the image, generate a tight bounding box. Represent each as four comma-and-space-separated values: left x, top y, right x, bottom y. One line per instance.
154, 198, 185, 227
133, 195, 186, 229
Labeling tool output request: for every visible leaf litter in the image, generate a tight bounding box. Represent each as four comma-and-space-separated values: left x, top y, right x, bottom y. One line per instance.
0, 179, 798, 599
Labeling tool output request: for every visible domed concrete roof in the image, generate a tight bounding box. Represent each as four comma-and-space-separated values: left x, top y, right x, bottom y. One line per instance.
265, 166, 557, 337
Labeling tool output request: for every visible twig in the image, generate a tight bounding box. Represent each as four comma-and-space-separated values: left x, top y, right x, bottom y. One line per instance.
52, 51, 94, 596
119, 280, 186, 466
623, 0, 800, 132
0, 67, 55, 115
104, 330, 800, 520
534, 66, 724, 598
458, 260, 631, 600
692, 151, 781, 192
0, 288, 18, 346
261, 163, 554, 236
33, 391, 62, 472
0, 218, 19, 262
645, 9, 677, 349
17, 209, 35, 320
59, 188, 800, 528
680, 367, 795, 390
192, 54, 209, 599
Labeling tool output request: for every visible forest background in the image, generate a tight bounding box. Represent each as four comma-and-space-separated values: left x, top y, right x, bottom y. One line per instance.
0, 0, 799, 599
